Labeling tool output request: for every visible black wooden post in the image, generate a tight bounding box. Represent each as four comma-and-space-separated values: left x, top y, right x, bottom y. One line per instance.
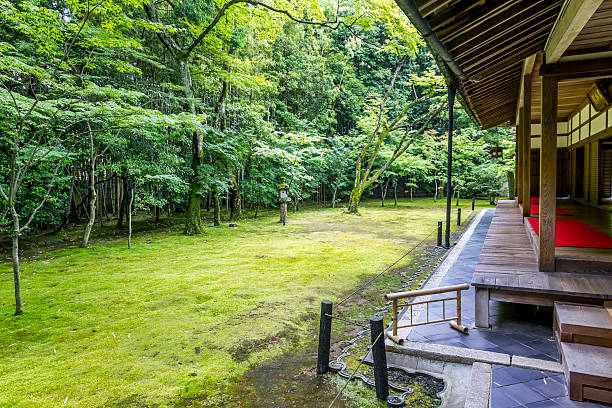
445, 83, 456, 248
437, 221, 443, 246
370, 316, 389, 401
472, 197, 475, 211
457, 208, 461, 226
317, 300, 332, 374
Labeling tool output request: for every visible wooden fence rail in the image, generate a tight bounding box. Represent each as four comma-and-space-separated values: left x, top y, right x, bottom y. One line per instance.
385, 283, 469, 344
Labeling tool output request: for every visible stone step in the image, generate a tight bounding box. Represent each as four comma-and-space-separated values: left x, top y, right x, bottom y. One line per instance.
554, 302, 612, 348
559, 341, 612, 404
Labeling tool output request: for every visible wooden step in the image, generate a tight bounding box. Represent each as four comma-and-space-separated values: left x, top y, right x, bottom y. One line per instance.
554, 302, 612, 348
559, 341, 612, 404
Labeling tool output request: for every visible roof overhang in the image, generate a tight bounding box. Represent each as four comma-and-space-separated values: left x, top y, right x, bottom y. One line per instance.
395, 0, 611, 129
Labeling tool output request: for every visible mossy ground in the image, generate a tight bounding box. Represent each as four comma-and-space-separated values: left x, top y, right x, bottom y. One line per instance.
0, 198, 492, 407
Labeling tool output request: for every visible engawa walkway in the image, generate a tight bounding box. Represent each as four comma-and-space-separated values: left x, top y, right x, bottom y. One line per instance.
402, 209, 610, 407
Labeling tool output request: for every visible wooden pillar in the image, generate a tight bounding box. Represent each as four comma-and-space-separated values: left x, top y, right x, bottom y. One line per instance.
515, 127, 520, 201
514, 133, 518, 199
522, 76, 532, 217
517, 114, 523, 204
474, 288, 490, 329
445, 83, 456, 248
539, 75, 558, 272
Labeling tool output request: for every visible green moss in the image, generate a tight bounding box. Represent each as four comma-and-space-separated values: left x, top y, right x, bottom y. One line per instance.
0, 198, 491, 407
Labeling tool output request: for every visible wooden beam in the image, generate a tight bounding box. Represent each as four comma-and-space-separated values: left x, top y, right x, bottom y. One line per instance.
540, 57, 612, 81
539, 75, 558, 272
420, 0, 454, 18
516, 54, 537, 123
522, 73, 532, 218
544, 0, 603, 64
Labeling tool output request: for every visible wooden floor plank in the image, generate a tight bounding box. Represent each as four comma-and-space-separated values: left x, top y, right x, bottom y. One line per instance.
471, 201, 612, 301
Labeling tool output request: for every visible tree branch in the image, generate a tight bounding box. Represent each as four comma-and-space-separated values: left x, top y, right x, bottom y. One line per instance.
184, 0, 345, 59
143, 2, 181, 57
19, 158, 65, 232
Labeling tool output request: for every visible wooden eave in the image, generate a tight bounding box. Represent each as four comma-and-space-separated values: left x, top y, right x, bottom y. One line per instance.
400, 0, 564, 129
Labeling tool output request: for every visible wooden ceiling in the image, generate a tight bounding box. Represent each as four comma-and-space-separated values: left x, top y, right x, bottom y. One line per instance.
530, 0, 612, 122
530, 53, 595, 122
564, 0, 612, 55
412, 0, 564, 128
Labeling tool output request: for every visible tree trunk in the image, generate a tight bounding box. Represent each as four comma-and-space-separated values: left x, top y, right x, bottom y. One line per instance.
155, 206, 160, 221
331, 186, 337, 208
114, 177, 120, 215
128, 185, 134, 249
347, 186, 362, 214
82, 126, 98, 248
229, 176, 241, 221
12, 216, 22, 315
381, 179, 389, 207
81, 161, 97, 248
98, 183, 104, 228
116, 174, 127, 229
394, 181, 398, 206
182, 61, 203, 235
212, 186, 220, 226
434, 178, 438, 202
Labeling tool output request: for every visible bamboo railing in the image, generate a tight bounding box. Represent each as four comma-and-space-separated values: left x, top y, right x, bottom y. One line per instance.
385, 283, 469, 344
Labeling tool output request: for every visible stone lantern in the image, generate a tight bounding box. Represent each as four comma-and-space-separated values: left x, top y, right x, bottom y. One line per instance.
279, 179, 291, 224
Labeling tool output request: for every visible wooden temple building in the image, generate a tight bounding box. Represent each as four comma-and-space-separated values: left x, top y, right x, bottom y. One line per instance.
396, 0, 612, 403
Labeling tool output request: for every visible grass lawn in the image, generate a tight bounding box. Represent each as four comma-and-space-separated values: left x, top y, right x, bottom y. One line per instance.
0, 198, 492, 407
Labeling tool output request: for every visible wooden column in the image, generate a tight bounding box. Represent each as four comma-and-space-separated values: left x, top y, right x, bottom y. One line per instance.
539, 75, 558, 272
474, 288, 490, 329
514, 131, 519, 200
521, 76, 532, 217
517, 113, 523, 204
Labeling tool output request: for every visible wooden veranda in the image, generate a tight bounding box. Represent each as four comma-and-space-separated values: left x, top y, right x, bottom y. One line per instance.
472, 200, 612, 329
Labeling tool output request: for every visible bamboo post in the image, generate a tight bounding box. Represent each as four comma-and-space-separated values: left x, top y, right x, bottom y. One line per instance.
456, 290, 461, 326
437, 221, 443, 246
449, 289, 468, 333
457, 208, 461, 226
472, 197, 475, 211
370, 316, 389, 401
317, 300, 332, 374
387, 299, 403, 344
392, 299, 398, 337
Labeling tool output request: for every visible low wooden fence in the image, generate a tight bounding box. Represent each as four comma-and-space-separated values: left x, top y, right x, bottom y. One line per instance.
385, 283, 469, 344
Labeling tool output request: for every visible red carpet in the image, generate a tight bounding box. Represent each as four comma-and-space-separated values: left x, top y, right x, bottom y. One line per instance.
529, 204, 570, 216
519, 204, 571, 216
527, 218, 612, 248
